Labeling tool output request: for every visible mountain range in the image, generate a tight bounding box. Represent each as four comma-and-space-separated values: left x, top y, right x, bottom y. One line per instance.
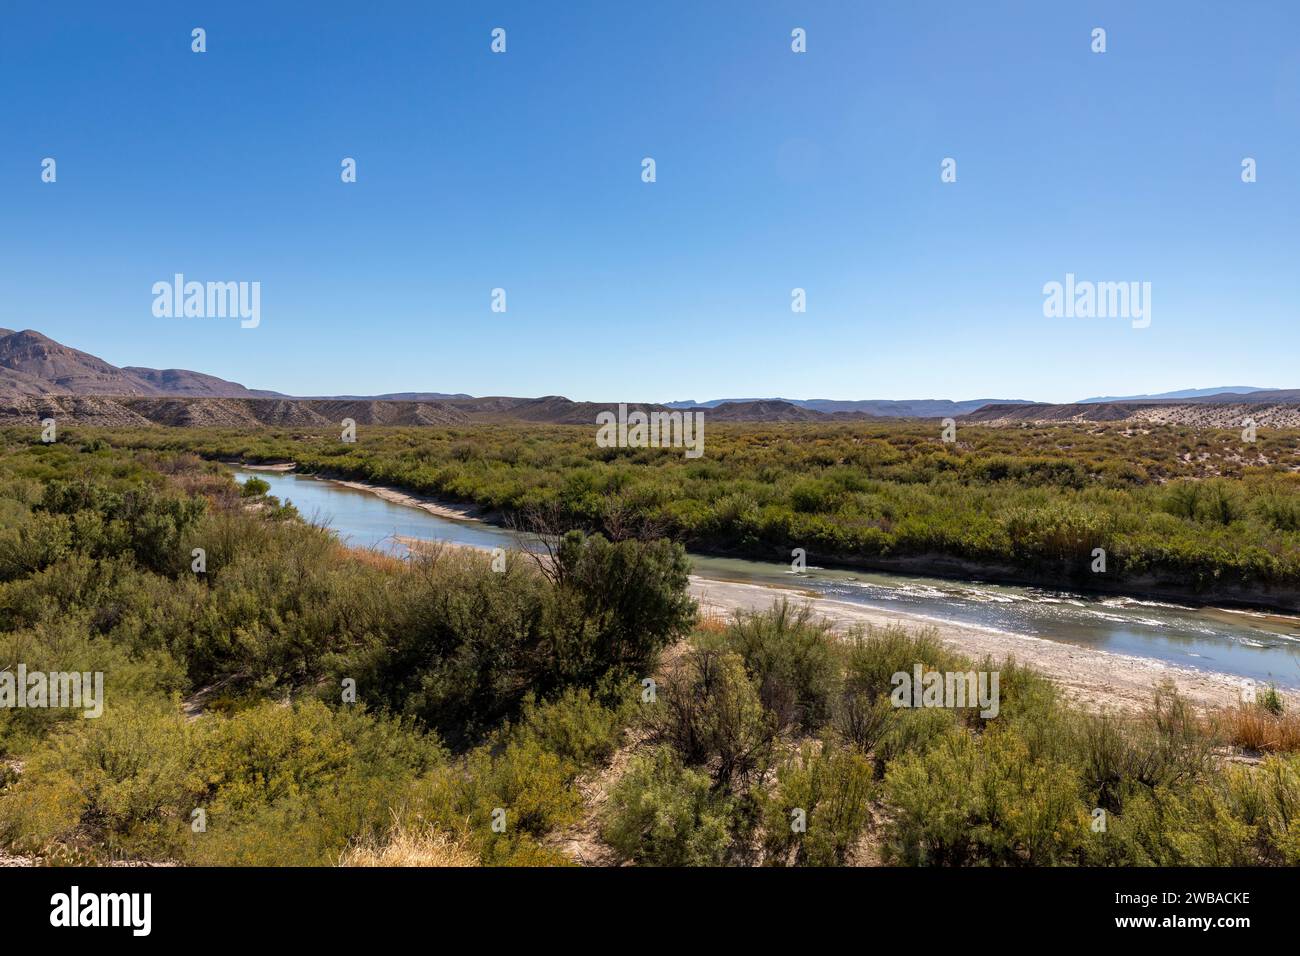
670, 388, 1287, 412
665, 397, 1035, 417
2, 329, 1297, 428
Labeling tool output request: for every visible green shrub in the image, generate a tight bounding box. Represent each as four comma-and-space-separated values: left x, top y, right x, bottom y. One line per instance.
717, 601, 841, 733
0, 698, 441, 865
842, 623, 968, 703
649, 645, 776, 788
883, 727, 1089, 866
239, 477, 271, 498
0, 700, 199, 860
832, 690, 895, 758
762, 739, 874, 866
602, 746, 737, 866
499, 685, 633, 769
872, 706, 959, 777
1078, 685, 1217, 814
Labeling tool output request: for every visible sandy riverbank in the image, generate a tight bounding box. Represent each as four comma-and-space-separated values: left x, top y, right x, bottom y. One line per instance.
395, 530, 1284, 713
689, 577, 1293, 714
330, 479, 494, 522
223, 459, 296, 472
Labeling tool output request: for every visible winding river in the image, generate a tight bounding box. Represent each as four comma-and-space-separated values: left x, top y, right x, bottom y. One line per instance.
231, 467, 1300, 689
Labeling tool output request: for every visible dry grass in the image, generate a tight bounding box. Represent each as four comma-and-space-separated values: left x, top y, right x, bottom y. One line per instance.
336, 544, 408, 574
1219, 704, 1300, 753
339, 824, 479, 868
695, 608, 729, 635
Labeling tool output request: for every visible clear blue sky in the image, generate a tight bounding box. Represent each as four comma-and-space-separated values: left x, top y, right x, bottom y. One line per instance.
2, 1, 1298, 403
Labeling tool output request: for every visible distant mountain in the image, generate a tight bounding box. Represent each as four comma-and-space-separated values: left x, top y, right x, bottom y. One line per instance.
0, 329, 280, 399
1180, 388, 1300, 404
1077, 387, 1272, 403
123, 367, 281, 399
309, 392, 473, 401
5, 329, 1298, 429
668, 397, 1035, 417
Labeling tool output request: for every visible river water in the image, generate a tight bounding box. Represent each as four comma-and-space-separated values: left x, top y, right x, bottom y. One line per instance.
231, 467, 1300, 688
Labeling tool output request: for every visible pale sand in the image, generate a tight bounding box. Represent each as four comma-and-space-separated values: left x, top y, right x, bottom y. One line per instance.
330, 480, 493, 522
691, 576, 1294, 714
223, 459, 296, 472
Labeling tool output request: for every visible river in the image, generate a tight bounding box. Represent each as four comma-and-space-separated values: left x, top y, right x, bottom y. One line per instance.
231, 466, 1300, 689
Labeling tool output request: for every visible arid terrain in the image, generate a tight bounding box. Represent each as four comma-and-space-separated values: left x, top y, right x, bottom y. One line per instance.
8, 329, 1300, 429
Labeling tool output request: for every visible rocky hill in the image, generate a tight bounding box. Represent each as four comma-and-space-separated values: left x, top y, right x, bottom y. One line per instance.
0, 329, 279, 399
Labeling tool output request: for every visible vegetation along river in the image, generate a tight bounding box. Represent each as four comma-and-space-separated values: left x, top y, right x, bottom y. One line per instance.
232, 466, 1300, 689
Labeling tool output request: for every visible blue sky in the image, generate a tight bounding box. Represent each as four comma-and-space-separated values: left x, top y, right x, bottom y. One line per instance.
2, 1, 1298, 403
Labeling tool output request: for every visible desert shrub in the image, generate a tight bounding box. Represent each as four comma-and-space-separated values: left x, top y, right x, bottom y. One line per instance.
498, 684, 633, 769
1078, 685, 1218, 814
0, 698, 440, 865
0, 700, 199, 860
1256, 494, 1300, 532
871, 706, 959, 777
189, 771, 427, 867
459, 737, 585, 837
1258, 685, 1285, 717
841, 623, 968, 702
978, 655, 1059, 725
1242, 755, 1300, 864
0, 513, 72, 581
717, 601, 842, 733
355, 534, 692, 748
239, 477, 271, 498
195, 700, 361, 818
602, 746, 738, 866
761, 739, 874, 866
0, 617, 185, 755
832, 690, 895, 757
1196, 480, 1244, 526
36, 480, 206, 576
649, 645, 776, 788
1161, 481, 1201, 521
1096, 783, 1252, 866
348, 554, 552, 745
547, 530, 696, 684
883, 727, 1088, 866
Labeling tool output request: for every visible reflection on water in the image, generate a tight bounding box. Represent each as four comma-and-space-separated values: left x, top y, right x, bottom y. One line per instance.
233, 467, 1300, 688
235, 467, 521, 554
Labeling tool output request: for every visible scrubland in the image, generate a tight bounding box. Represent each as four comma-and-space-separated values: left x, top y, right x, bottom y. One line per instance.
105, 421, 1300, 604
1, 429, 1298, 866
